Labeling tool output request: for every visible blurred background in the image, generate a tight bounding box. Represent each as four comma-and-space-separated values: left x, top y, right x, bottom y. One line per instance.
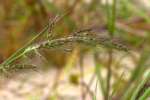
0, 0, 150, 100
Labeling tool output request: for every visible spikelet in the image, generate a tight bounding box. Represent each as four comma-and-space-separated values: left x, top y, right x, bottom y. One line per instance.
36, 34, 128, 52
0, 64, 37, 76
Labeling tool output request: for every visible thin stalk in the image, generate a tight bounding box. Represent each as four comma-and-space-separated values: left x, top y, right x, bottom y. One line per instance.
106, 50, 113, 100
106, 0, 111, 32
111, 71, 125, 97
93, 79, 98, 100
105, 0, 117, 100
85, 73, 96, 99
94, 52, 106, 100
79, 53, 85, 100
81, 82, 94, 99
131, 71, 150, 100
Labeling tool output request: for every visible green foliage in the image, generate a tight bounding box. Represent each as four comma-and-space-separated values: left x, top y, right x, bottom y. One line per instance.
139, 88, 150, 100
131, 71, 150, 100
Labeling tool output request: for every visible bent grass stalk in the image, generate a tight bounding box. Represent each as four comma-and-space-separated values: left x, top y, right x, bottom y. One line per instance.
131, 71, 150, 100
0, 33, 128, 75
0, 16, 128, 76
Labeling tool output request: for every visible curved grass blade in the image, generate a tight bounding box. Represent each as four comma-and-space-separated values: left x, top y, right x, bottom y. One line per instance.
131, 71, 150, 100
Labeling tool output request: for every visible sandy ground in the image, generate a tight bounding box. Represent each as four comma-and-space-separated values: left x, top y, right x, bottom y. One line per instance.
0, 51, 137, 100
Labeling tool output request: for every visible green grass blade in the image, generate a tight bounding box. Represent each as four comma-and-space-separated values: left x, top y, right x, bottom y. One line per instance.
0, 24, 49, 66
131, 71, 150, 100
0, 12, 68, 67
94, 53, 106, 99
139, 88, 150, 100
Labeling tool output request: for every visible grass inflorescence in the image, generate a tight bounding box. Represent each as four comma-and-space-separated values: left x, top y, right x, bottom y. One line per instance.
0, 13, 128, 77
